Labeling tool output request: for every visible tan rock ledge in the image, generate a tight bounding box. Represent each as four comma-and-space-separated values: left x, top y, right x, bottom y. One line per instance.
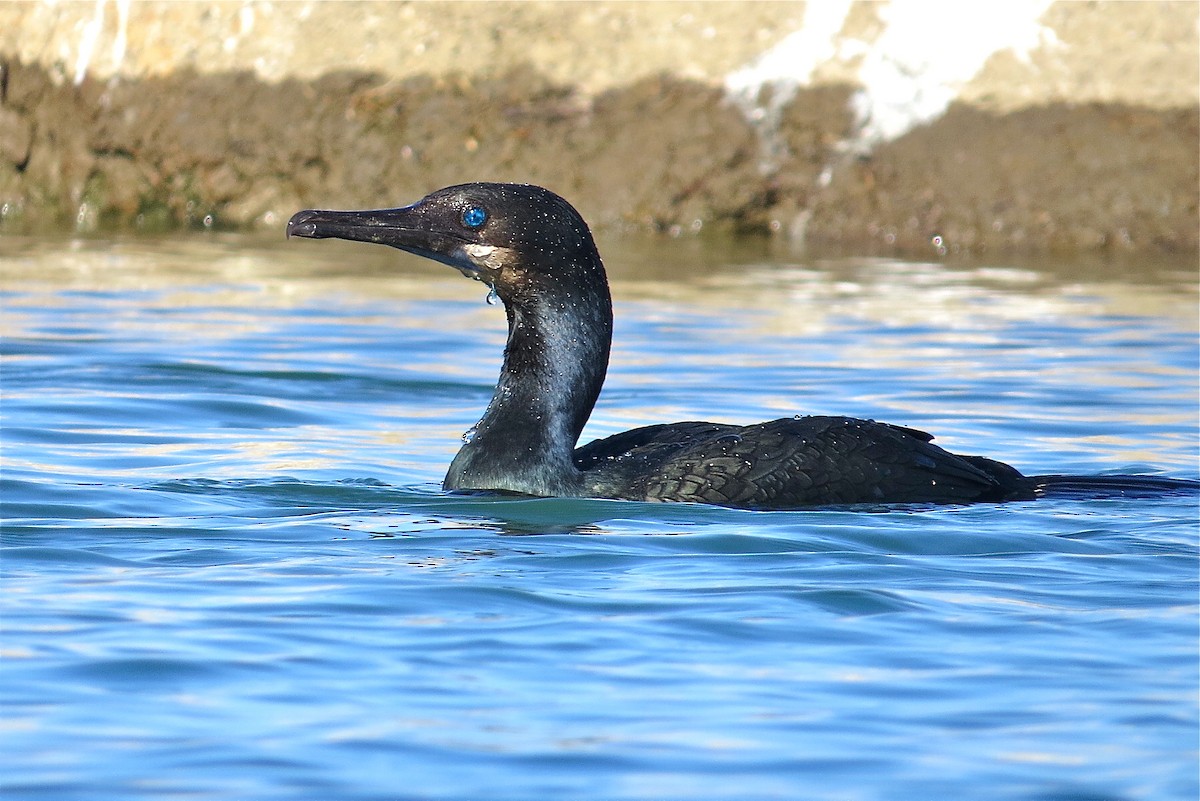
0, 1, 1196, 254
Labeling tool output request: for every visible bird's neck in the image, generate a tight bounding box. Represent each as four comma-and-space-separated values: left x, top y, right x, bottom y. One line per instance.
444, 277, 612, 496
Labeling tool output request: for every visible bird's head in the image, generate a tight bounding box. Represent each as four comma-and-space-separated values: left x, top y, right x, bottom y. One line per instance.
287, 183, 605, 301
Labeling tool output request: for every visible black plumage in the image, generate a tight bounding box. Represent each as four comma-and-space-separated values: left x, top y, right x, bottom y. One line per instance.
577, 417, 1029, 506
287, 182, 1196, 509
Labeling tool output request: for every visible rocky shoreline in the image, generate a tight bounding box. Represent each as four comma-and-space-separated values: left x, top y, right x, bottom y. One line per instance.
1, 1, 1196, 255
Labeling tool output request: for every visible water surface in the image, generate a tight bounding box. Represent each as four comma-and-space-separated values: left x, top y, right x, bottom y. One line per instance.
2, 233, 1197, 800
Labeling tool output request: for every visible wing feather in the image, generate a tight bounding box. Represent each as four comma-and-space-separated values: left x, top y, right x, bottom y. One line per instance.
579, 416, 1009, 508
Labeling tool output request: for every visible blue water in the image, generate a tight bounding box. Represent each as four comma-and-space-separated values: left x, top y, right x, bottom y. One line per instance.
2, 234, 1197, 801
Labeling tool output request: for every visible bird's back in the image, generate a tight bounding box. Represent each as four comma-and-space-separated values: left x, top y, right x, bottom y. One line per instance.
576, 415, 1027, 508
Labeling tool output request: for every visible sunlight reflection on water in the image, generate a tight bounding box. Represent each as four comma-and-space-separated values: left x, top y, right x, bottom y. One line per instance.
1, 232, 1197, 801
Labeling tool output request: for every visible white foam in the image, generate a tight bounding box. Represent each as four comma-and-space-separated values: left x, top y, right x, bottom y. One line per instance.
111, 0, 131, 76
852, 0, 1056, 144
73, 0, 105, 85
724, 0, 854, 101
725, 0, 1058, 144
724, 1, 854, 173
71, 0, 133, 85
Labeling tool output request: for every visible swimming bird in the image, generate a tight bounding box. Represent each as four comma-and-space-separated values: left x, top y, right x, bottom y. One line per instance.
287, 182, 1196, 509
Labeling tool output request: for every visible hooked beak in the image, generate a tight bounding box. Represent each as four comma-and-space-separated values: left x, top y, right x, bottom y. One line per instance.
286, 205, 481, 277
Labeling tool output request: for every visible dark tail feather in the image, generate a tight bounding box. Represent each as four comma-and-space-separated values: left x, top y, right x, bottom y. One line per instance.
1031, 474, 1200, 500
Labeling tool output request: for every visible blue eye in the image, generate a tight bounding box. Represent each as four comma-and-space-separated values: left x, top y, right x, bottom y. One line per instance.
462, 206, 487, 228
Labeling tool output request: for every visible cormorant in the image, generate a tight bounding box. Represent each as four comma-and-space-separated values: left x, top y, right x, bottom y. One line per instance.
287, 182, 1196, 509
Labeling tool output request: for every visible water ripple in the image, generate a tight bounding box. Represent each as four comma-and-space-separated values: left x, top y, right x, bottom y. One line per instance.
1, 240, 1195, 801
